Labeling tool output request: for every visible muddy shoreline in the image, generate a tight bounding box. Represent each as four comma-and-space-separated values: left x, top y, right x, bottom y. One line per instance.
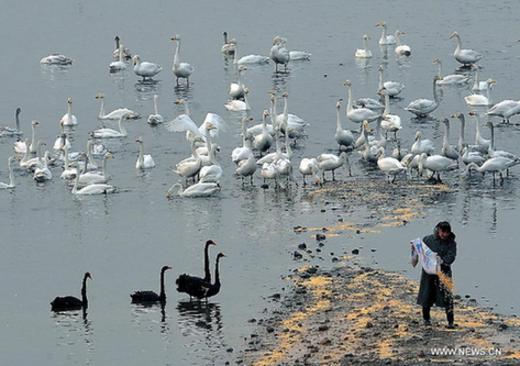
235, 179, 520, 365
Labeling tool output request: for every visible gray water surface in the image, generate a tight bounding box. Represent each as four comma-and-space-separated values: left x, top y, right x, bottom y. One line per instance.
1, 1, 520, 365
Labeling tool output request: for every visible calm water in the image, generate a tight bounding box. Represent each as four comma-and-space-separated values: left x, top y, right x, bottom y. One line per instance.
1, 1, 519, 365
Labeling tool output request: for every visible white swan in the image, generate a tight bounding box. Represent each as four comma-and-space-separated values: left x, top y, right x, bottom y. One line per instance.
135, 136, 156, 169
460, 146, 485, 166
276, 92, 307, 138
92, 113, 129, 138
221, 32, 236, 56
171, 35, 195, 86
232, 117, 254, 164
96, 94, 140, 120
147, 95, 164, 125
405, 76, 440, 118
380, 90, 402, 139
59, 97, 77, 126
199, 144, 222, 183
53, 132, 71, 152
175, 145, 202, 181
355, 34, 372, 58
60, 145, 78, 179
40, 54, 73, 65
377, 65, 404, 97
229, 66, 246, 100
236, 155, 257, 184
253, 110, 273, 154
233, 43, 270, 65
270, 36, 290, 72
0, 108, 22, 137
166, 182, 220, 198
78, 153, 112, 186
468, 111, 491, 154
33, 151, 53, 182
449, 32, 482, 67
109, 45, 127, 72
317, 152, 350, 180
441, 119, 459, 160
377, 147, 407, 183
225, 88, 250, 111
299, 157, 321, 185
0, 157, 15, 189
433, 58, 470, 85
133, 55, 162, 80
14, 120, 39, 154
289, 51, 311, 61
486, 122, 516, 160
334, 100, 355, 150
486, 99, 520, 123
411, 131, 434, 156
20, 141, 46, 170
472, 67, 489, 92
464, 79, 495, 106
71, 166, 116, 195
418, 153, 458, 181
376, 21, 396, 45
112, 36, 132, 60
344, 80, 380, 123
466, 157, 520, 180
394, 31, 411, 56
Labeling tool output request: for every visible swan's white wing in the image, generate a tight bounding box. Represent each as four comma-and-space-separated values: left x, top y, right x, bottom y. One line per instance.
200, 113, 226, 137
165, 114, 201, 136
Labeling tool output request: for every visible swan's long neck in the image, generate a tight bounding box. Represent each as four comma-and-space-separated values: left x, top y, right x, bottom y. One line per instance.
432, 78, 439, 103
453, 35, 461, 53
284, 129, 291, 156
237, 69, 243, 88
153, 95, 159, 115
81, 275, 88, 307
223, 32, 228, 44
115, 37, 120, 51
378, 68, 384, 90
160, 269, 167, 300
380, 25, 387, 42
98, 98, 106, 118
67, 102, 72, 119
118, 46, 124, 62
20, 140, 30, 163
336, 106, 342, 132
15, 110, 20, 131
270, 97, 277, 129
346, 85, 353, 113
118, 116, 127, 136
244, 92, 250, 110
72, 167, 80, 193
138, 141, 144, 166
241, 119, 247, 147
473, 68, 480, 90
282, 96, 288, 131
383, 93, 390, 115
436, 62, 442, 79
30, 125, 37, 153
363, 37, 368, 51
443, 122, 449, 148
489, 124, 495, 151
485, 84, 491, 104
204, 243, 212, 283
233, 44, 239, 64
475, 115, 482, 142
102, 155, 109, 176
86, 141, 95, 166
173, 41, 180, 70
213, 256, 222, 286
63, 145, 69, 168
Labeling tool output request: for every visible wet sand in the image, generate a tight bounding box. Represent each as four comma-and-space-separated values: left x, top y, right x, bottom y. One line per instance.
236, 179, 520, 365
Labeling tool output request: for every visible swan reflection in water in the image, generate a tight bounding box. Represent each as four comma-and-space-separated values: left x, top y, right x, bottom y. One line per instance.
130, 302, 170, 335
177, 301, 224, 348
51, 308, 94, 363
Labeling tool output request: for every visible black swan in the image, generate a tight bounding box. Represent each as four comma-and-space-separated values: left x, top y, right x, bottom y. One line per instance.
176, 240, 216, 299
51, 272, 91, 312
177, 252, 225, 300
131, 266, 172, 304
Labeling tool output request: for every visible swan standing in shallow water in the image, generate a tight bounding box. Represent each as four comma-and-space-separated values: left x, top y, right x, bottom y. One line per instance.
449, 31, 482, 67
486, 99, 520, 124
92, 113, 129, 138
113, 36, 132, 60
96, 94, 140, 120
376, 21, 396, 45
270, 36, 290, 72
60, 97, 78, 126
433, 58, 470, 85
466, 157, 520, 182
317, 152, 350, 181
299, 157, 321, 186
171, 35, 194, 86
221, 32, 236, 56
486, 122, 516, 160
40, 54, 73, 65
166, 182, 220, 198
380, 90, 402, 139
0, 107, 22, 137
418, 153, 458, 182
464, 79, 495, 106
135, 136, 155, 169
441, 119, 459, 160
0, 157, 15, 189
411, 131, 435, 156
344, 80, 380, 123
233, 43, 270, 65
334, 100, 355, 150
72, 165, 116, 195
355, 35, 372, 58
253, 110, 273, 154
147, 95, 164, 125
405, 76, 440, 118
377, 65, 404, 97
132, 55, 162, 81
377, 147, 407, 183
394, 31, 411, 56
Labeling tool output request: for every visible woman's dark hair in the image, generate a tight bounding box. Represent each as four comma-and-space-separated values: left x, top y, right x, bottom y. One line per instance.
435, 221, 452, 233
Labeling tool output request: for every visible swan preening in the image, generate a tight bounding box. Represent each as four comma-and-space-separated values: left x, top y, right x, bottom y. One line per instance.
40, 54, 73, 65
233, 42, 270, 65
449, 31, 482, 67
131, 266, 171, 304
51, 272, 91, 312
133, 55, 162, 80
171, 35, 194, 86
405, 76, 440, 118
